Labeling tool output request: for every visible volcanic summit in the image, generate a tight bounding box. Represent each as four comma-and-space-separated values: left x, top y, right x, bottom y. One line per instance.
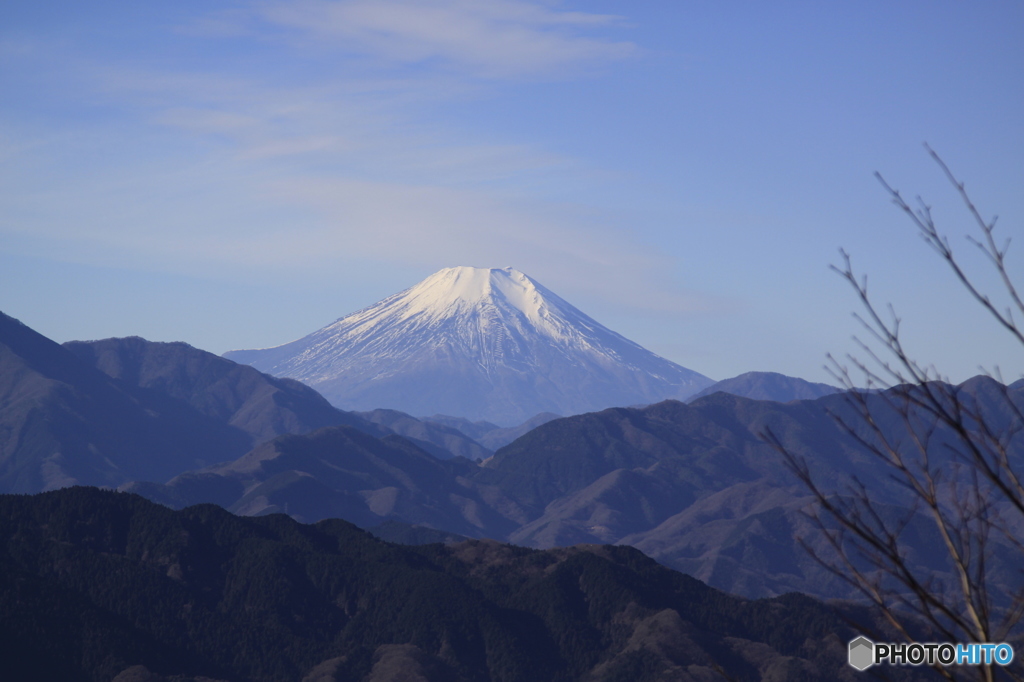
224, 267, 712, 424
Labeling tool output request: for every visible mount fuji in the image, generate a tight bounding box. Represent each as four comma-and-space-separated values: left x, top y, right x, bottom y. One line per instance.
224, 267, 713, 425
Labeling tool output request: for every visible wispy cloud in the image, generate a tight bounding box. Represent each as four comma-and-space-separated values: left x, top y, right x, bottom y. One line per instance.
122, 68, 574, 185
256, 0, 635, 77
155, 108, 264, 135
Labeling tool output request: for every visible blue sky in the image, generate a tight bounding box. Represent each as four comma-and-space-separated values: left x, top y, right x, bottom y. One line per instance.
2, 0, 1023, 384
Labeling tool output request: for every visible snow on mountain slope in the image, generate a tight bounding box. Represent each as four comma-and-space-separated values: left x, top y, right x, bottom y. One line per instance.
225, 267, 712, 425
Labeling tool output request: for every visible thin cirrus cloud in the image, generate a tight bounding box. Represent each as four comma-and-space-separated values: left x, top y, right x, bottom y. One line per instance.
141, 76, 575, 183
256, 0, 636, 77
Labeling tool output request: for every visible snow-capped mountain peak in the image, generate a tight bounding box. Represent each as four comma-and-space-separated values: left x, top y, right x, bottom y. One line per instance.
354, 266, 553, 327
225, 267, 712, 425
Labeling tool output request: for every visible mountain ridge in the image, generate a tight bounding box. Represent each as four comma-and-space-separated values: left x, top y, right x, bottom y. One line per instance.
0, 314, 490, 493
118, 377, 1024, 603
0, 485, 912, 682
687, 371, 840, 403
0, 312, 251, 491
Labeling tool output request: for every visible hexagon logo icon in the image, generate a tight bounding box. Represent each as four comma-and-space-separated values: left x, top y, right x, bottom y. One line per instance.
848, 636, 874, 671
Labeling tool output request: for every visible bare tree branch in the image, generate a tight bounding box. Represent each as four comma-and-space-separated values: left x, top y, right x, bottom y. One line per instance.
764, 149, 1024, 682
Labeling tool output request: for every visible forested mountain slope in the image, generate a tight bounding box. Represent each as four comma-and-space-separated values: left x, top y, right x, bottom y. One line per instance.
0, 487, 931, 682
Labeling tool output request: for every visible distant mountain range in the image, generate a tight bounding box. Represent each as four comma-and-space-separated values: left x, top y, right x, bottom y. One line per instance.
7, 309, 1017, 607
125, 425, 519, 539
418, 371, 839, 450
0, 312, 487, 491
354, 408, 492, 461
224, 267, 713, 425
422, 411, 562, 451
1, 313, 259, 491
119, 373, 1024, 603
686, 371, 839, 403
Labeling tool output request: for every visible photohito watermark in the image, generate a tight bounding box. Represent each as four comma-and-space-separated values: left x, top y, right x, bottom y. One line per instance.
848, 636, 1015, 671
